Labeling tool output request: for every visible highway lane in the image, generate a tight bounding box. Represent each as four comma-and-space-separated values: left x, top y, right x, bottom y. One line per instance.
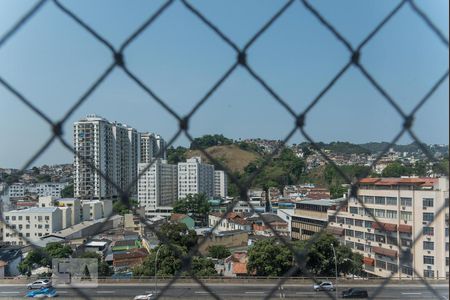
0, 283, 448, 299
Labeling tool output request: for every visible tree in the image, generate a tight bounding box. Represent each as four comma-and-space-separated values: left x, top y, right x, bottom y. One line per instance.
61, 183, 74, 198
173, 193, 210, 227
133, 245, 186, 276
167, 146, 188, 164
78, 252, 112, 277
207, 245, 231, 259
18, 243, 72, 274
113, 200, 131, 215
159, 222, 198, 251
329, 185, 347, 199
294, 233, 363, 277
247, 238, 293, 276
36, 174, 52, 183
190, 134, 233, 150
191, 256, 217, 276
381, 161, 413, 177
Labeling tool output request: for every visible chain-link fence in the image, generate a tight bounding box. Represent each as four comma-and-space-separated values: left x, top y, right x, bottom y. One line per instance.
0, 0, 448, 299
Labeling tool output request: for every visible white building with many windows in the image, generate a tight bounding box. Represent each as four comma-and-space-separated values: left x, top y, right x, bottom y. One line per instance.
327, 177, 449, 279
2, 207, 63, 245
214, 170, 228, 199
138, 160, 178, 217
178, 157, 214, 200
139, 133, 167, 163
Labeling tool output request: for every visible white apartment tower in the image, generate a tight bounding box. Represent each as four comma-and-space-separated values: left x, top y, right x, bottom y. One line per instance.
214, 170, 228, 199
139, 133, 167, 163
137, 160, 177, 217
327, 177, 449, 279
178, 157, 214, 200
74, 115, 143, 198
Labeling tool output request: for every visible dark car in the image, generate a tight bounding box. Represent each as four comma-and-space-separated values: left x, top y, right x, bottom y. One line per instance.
341, 288, 369, 298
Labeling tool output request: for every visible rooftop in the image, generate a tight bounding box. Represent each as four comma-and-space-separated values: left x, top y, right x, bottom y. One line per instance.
359, 177, 439, 187
6, 207, 58, 214
297, 198, 345, 207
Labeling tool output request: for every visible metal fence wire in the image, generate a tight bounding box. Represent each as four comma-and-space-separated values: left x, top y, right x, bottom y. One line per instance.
0, 0, 448, 299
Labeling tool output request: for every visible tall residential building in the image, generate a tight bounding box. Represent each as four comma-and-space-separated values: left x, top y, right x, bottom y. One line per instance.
214, 170, 228, 199
327, 177, 449, 279
138, 160, 178, 218
178, 157, 214, 200
74, 115, 142, 198
139, 133, 167, 163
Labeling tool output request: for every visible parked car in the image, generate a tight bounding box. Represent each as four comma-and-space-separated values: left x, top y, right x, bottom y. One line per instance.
27, 280, 52, 290
26, 287, 58, 298
133, 293, 155, 300
341, 288, 369, 298
313, 281, 336, 291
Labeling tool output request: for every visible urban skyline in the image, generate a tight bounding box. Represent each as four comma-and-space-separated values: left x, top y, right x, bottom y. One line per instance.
0, 1, 448, 168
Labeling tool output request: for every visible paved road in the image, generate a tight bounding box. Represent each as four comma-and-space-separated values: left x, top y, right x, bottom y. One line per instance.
0, 283, 448, 299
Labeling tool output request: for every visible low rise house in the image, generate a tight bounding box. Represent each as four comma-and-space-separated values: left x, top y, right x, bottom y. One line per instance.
170, 213, 195, 230
209, 212, 252, 233
223, 251, 250, 277
113, 248, 148, 271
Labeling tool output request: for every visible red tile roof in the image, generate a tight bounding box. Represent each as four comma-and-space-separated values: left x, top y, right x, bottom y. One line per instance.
232, 262, 248, 275
359, 177, 438, 187
170, 213, 188, 221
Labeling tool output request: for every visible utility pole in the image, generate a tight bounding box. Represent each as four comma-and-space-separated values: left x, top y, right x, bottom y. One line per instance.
330, 243, 338, 300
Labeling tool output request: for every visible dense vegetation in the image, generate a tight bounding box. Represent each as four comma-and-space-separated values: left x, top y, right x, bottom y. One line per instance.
18, 243, 73, 275
190, 134, 233, 150
173, 193, 211, 227
248, 233, 363, 277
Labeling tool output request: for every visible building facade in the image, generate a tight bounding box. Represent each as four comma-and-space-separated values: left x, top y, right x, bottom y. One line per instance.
178, 157, 214, 199
327, 177, 449, 279
214, 170, 228, 199
139, 133, 167, 163
2, 207, 63, 245
138, 160, 178, 217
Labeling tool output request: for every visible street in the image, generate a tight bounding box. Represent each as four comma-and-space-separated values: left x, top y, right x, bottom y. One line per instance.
0, 283, 448, 299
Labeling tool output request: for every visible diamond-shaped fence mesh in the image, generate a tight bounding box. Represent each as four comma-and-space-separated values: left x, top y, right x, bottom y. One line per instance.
0, 0, 448, 299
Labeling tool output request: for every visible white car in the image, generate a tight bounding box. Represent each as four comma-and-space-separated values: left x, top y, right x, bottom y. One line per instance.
27, 280, 52, 290
313, 281, 335, 291
133, 293, 155, 300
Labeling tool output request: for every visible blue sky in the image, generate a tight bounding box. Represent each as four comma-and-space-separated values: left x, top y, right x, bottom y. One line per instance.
0, 0, 448, 168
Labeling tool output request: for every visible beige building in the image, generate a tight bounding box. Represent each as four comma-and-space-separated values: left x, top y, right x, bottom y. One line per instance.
291, 198, 345, 241
327, 177, 449, 279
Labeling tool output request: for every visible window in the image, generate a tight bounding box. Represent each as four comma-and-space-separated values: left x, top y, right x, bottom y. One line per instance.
355, 243, 365, 251
375, 197, 386, 205
18, 216, 22, 221
375, 209, 385, 218
355, 219, 363, 227
355, 231, 364, 239
365, 208, 375, 216
387, 263, 398, 273
365, 233, 375, 241
349, 207, 358, 214
376, 234, 386, 243
376, 260, 386, 269
423, 270, 435, 278
423, 198, 434, 207
346, 218, 354, 225
401, 197, 412, 207
364, 196, 374, 204
401, 239, 412, 247
345, 229, 354, 237
386, 197, 397, 205
423, 256, 434, 265
386, 210, 397, 219
365, 221, 373, 228
387, 236, 397, 245
423, 227, 434, 236
402, 266, 413, 276
328, 215, 336, 223
346, 241, 355, 248
400, 211, 412, 221
423, 213, 434, 222
337, 217, 345, 224
45, 216, 50, 221
423, 241, 434, 250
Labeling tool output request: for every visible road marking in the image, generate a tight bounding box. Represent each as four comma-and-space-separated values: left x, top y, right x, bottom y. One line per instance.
195, 291, 209, 294
402, 293, 422, 295
296, 292, 316, 295
0, 292, 20, 294
245, 291, 265, 294
96, 291, 115, 294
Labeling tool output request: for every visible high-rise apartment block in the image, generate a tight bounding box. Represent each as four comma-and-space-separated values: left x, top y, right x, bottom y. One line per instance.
327, 177, 449, 279
74, 115, 166, 199
214, 170, 228, 199
178, 157, 214, 199
139, 133, 167, 163
137, 160, 178, 217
